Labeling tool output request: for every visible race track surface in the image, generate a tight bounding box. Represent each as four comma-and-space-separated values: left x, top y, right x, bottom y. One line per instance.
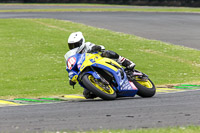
0, 91, 200, 132
0, 5, 200, 132
0, 12, 200, 50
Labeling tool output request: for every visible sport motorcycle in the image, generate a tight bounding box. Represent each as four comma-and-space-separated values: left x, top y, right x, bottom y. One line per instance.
65, 52, 156, 100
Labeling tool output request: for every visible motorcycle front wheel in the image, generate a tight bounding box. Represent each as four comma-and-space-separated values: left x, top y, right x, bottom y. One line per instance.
82, 74, 117, 100
132, 78, 156, 97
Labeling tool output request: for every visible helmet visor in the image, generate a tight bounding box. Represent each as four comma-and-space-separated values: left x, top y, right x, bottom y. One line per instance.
68, 39, 83, 50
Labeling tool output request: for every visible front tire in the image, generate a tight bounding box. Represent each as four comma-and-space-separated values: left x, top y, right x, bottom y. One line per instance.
82, 74, 117, 100
132, 78, 156, 97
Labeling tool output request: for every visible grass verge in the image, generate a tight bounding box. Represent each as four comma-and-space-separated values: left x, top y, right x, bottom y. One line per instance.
65, 126, 200, 133
0, 18, 200, 99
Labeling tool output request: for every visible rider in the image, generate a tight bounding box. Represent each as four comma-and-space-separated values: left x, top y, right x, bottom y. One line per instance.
65, 31, 135, 99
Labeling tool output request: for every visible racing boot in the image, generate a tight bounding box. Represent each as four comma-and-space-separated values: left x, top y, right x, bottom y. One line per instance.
83, 89, 97, 99
117, 56, 135, 70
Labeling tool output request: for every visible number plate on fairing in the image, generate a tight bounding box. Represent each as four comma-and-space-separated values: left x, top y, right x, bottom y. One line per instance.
67, 57, 76, 70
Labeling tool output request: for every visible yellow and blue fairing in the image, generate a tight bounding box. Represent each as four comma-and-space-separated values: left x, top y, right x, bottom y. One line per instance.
66, 53, 138, 97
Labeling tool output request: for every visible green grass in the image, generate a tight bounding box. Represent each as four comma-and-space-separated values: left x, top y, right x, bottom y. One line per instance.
61, 126, 200, 133
0, 3, 200, 13
0, 18, 200, 99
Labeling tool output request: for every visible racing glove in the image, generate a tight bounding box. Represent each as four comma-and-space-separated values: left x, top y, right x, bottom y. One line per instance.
90, 45, 105, 53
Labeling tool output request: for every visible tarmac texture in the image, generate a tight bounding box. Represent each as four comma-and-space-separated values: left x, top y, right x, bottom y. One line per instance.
0, 91, 200, 132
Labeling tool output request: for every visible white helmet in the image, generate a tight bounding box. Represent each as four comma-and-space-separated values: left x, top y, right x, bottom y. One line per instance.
68, 32, 85, 50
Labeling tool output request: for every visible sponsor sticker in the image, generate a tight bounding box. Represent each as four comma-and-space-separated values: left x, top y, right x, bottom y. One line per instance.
129, 81, 138, 90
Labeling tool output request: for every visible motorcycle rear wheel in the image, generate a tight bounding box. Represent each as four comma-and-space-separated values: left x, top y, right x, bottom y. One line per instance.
132, 78, 156, 97
82, 74, 117, 100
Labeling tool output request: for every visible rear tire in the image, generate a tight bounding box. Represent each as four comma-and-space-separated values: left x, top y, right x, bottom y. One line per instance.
132, 78, 156, 97
82, 74, 117, 100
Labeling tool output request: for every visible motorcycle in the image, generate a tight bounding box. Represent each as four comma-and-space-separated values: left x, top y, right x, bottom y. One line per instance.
65, 51, 156, 100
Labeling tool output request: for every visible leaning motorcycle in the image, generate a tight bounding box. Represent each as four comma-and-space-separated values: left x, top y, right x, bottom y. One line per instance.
65, 51, 156, 100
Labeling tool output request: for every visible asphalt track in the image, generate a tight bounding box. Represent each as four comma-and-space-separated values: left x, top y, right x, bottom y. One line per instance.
0, 91, 200, 132
0, 12, 200, 50
0, 6, 200, 132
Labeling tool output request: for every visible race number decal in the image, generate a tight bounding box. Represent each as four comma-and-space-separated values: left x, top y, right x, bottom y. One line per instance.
67, 57, 76, 70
